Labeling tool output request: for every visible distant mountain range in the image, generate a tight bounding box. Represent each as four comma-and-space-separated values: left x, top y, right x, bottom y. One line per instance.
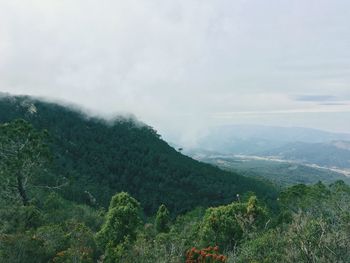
258, 140, 350, 169
180, 125, 350, 185
189, 125, 350, 170
196, 125, 350, 155
191, 153, 350, 187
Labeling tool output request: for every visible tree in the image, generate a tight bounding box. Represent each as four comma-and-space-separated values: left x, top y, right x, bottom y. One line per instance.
155, 204, 170, 233
96, 192, 141, 262
200, 202, 245, 250
0, 119, 50, 205
200, 196, 267, 250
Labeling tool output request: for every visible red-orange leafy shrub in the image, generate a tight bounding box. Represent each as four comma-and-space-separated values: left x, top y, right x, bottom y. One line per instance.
185, 246, 227, 263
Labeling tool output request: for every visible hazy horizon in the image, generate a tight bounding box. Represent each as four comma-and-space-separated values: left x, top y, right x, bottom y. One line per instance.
1, 1, 349, 145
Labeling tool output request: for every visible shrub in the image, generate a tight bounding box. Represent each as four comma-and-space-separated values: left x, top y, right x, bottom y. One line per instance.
186, 246, 227, 263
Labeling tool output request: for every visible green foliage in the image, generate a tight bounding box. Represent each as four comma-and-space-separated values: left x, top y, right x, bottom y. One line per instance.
232, 182, 350, 263
155, 204, 171, 233
1, 96, 350, 262
0, 119, 50, 205
115, 207, 205, 263
0, 96, 278, 215
200, 196, 267, 250
200, 203, 245, 249
0, 221, 97, 263
279, 181, 331, 213
0, 232, 50, 263
52, 221, 97, 263
41, 192, 104, 231
96, 192, 142, 262
232, 229, 287, 263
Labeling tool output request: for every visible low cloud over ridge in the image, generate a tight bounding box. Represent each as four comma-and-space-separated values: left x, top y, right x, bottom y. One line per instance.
0, 0, 350, 144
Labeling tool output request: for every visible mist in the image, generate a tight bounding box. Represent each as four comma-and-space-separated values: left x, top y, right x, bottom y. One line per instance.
1, 0, 350, 146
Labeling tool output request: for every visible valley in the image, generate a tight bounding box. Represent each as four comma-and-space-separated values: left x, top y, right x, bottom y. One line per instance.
190, 152, 350, 186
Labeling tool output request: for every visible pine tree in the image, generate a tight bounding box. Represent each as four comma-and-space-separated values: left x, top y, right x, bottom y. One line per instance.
155, 204, 170, 233
96, 192, 141, 262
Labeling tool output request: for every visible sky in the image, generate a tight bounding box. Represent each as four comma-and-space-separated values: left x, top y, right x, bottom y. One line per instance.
0, 0, 349, 145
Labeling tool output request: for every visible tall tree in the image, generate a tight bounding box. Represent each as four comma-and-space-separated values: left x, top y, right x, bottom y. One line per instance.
96, 192, 141, 262
155, 204, 170, 233
0, 119, 50, 205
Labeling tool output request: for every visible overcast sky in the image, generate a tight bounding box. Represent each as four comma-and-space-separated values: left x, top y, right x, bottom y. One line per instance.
0, 0, 349, 144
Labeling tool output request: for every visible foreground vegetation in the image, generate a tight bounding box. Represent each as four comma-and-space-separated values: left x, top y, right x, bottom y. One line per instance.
1, 162, 349, 262
1, 97, 349, 262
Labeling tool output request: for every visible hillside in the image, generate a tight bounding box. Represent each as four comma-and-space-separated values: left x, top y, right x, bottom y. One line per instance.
1, 95, 349, 263
0, 95, 276, 215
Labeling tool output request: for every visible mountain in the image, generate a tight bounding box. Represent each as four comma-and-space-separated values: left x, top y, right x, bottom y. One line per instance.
259, 141, 350, 169
0, 95, 276, 215
1, 95, 350, 262
192, 153, 350, 186
186, 128, 350, 185
195, 125, 350, 154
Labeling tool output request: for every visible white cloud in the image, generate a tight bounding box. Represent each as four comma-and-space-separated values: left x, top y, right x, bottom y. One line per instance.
0, 0, 349, 143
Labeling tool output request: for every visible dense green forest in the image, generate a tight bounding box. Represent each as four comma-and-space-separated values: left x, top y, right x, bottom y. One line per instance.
0, 96, 277, 215
1, 95, 349, 262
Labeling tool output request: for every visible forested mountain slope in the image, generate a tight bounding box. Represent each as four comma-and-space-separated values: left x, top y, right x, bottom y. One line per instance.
0, 95, 276, 215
